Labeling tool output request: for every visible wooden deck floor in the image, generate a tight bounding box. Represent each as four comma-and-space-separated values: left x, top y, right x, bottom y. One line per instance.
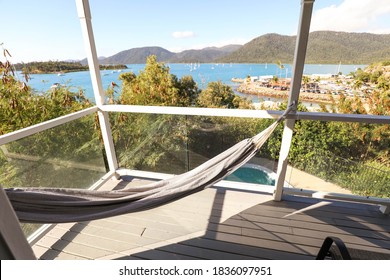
32, 175, 390, 260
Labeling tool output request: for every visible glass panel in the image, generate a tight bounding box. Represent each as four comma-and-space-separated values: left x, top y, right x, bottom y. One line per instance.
110, 113, 188, 174
186, 115, 280, 187
0, 114, 107, 236
286, 120, 390, 198
111, 112, 280, 186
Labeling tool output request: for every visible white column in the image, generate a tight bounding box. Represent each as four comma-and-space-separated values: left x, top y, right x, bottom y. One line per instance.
274, 0, 315, 201
76, 0, 119, 175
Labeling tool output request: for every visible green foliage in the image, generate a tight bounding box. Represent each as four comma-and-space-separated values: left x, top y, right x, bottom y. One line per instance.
333, 64, 390, 164
197, 81, 252, 109
0, 79, 91, 134
347, 161, 390, 197
355, 68, 371, 83
119, 56, 199, 106
1, 49, 104, 191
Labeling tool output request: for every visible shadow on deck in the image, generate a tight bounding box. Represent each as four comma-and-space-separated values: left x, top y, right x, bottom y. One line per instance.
32, 175, 390, 260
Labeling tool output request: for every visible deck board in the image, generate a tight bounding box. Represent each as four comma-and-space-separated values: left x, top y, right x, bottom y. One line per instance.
179, 237, 313, 260
231, 212, 390, 240
32, 176, 390, 260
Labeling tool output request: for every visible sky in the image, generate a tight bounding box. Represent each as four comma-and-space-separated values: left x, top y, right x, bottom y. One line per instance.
1, 0, 390, 63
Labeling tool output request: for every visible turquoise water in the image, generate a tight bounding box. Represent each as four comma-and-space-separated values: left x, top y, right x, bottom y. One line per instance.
225, 165, 276, 186
24, 63, 365, 101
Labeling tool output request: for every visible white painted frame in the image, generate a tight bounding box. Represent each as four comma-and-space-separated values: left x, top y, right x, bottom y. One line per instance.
102, 104, 390, 124
274, 0, 315, 201
76, 0, 119, 174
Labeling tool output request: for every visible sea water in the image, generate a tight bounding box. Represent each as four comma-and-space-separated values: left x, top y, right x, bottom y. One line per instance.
24, 63, 365, 103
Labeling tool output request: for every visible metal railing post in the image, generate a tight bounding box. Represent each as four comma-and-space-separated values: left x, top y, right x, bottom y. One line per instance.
76, 0, 119, 176
273, 0, 315, 201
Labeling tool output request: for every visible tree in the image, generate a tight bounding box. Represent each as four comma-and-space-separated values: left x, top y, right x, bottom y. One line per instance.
173, 75, 199, 106
197, 81, 252, 109
119, 55, 199, 106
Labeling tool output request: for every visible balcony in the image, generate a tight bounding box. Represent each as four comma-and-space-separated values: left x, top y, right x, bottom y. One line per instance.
1, 0, 389, 261
30, 173, 390, 260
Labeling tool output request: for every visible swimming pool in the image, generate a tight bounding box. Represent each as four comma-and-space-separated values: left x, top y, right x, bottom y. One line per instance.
225, 163, 276, 186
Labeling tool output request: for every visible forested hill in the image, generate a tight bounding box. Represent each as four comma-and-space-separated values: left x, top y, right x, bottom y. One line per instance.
102, 47, 175, 64
217, 31, 390, 64
99, 45, 242, 64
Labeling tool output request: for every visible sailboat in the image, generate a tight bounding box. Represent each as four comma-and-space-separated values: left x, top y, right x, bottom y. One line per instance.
337, 61, 341, 74
57, 63, 65, 76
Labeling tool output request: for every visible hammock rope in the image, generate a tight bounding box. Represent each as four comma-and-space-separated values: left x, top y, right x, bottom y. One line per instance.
5, 104, 295, 223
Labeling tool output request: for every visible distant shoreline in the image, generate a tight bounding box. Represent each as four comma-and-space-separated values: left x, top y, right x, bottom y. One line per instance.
15, 61, 128, 75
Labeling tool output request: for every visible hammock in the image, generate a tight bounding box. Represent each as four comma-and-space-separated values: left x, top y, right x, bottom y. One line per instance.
5, 105, 294, 224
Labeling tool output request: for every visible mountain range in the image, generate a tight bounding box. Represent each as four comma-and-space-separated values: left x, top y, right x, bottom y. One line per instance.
84, 31, 390, 65
80, 45, 241, 65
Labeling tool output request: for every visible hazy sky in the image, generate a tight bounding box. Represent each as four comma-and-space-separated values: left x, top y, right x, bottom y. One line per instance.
2, 0, 390, 62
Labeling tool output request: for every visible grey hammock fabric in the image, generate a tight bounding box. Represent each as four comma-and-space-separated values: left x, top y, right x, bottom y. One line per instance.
5, 107, 293, 224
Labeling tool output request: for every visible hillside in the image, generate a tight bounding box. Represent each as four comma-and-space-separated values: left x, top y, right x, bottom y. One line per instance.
168, 45, 241, 63
102, 47, 175, 64
218, 31, 390, 64
100, 45, 242, 64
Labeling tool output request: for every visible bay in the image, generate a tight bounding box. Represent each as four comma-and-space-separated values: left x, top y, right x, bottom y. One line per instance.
25, 63, 365, 103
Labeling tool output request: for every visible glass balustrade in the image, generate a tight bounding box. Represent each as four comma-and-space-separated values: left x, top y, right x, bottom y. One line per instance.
0, 114, 107, 236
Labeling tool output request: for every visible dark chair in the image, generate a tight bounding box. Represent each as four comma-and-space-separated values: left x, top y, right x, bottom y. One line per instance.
316, 236, 390, 260
316, 236, 351, 260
